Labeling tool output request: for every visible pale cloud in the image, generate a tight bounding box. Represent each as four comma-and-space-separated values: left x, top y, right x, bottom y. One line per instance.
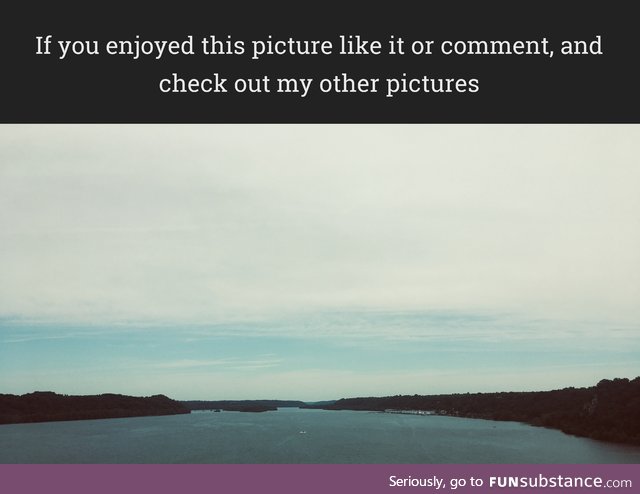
1, 125, 639, 399
151, 356, 282, 371
1, 125, 639, 327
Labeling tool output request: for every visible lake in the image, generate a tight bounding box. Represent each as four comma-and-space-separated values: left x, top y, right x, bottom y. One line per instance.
1, 408, 639, 463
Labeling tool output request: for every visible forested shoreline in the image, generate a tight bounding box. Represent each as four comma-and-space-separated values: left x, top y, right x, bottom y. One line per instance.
182, 400, 306, 412
315, 377, 640, 445
0, 392, 190, 424
2, 378, 638, 447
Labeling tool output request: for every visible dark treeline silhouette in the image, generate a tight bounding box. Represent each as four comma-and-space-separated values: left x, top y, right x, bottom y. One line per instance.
3, 378, 638, 445
182, 400, 306, 413
315, 377, 640, 445
0, 392, 190, 424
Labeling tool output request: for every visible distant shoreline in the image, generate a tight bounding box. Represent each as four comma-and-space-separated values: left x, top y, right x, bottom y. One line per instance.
309, 377, 640, 446
2, 377, 638, 448
0, 392, 189, 425
182, 399, 306, 413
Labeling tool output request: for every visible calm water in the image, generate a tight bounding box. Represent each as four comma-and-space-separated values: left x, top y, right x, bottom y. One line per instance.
1, 408, 639, 463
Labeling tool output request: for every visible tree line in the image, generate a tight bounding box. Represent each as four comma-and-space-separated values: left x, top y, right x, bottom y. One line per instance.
0, 391, 190, 424
319, 377, 640, 445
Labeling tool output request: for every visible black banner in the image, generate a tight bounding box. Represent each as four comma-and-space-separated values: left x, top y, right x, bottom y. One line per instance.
2, 1, 638, 123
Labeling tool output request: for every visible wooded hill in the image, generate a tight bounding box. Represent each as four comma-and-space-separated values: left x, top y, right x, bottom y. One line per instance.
182, 400, 306, 412
0, 392, 190, 424
320, 377, 640, 445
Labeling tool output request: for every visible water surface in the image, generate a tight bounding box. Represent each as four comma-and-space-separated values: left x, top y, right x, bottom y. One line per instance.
1, 408, 638, 463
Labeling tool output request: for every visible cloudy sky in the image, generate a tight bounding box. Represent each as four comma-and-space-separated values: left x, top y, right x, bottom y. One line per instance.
0, 125, 638, 400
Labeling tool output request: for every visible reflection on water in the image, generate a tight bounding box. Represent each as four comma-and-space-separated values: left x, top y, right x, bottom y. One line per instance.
1, 408, 639, 464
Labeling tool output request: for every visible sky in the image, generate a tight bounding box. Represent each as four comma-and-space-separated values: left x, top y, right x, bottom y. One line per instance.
0, 125, 639, 401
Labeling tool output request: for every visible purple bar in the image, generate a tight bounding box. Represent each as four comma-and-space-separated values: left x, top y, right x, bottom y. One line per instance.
1, 465, 638, 494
